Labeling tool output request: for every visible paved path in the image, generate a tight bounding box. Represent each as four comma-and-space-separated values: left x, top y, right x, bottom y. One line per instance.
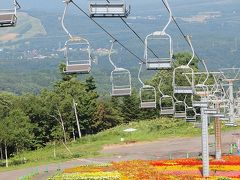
0, 130, 239, 180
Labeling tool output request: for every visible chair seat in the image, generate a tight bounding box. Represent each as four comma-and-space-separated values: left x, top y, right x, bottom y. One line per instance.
0, 13, 17, 27
146, 59, 172, 70
140, 102, 156, 109
89, 3, 130, 17
186, 118, 196, 122
192, 101, 208, 108
65, 64, 91, 74
174, 112, 186, 118
174, 86, 194, 94
112, 88, 131, 96
160, 109, 174, 115
204, 109, 217, 115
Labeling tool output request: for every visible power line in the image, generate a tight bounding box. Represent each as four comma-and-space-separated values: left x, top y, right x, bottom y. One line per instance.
71, 0, 144, 63
120, 17, 159, 58
100, 0, 159, 59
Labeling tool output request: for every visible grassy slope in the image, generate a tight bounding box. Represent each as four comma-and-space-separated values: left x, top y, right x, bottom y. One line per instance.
0, 118, 239, 171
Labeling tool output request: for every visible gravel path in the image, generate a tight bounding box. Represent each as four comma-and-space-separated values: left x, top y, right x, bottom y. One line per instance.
0, 130, 239, 180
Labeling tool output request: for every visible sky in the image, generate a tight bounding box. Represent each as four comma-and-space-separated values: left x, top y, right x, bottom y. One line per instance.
1, 0, 235, 14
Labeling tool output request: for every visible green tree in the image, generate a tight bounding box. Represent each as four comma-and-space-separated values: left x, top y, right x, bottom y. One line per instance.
120, 90, 142, 123
93, 101, 123, 132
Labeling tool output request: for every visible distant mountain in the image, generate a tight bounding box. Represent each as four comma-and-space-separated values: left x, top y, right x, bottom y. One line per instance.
0, 12, 46, 46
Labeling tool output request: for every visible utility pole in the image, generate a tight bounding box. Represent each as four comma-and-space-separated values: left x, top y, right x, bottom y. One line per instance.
73, 99, 81, 138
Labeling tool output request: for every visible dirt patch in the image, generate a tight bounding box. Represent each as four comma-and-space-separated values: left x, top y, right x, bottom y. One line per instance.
0, 33, 18, 41
103, 141, 149, 150
102, 138, 171, 150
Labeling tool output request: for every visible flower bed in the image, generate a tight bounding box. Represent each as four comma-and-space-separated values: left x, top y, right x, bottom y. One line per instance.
48, 155, 240, 180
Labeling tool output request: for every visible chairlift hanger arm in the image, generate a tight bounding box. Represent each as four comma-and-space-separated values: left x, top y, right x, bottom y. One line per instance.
138, 63, 145, 87
161, 0, 210, 72
108, 40, 118, 69
158, 77, 164, 97
62, 0, 73, 39
162, 0, 172, 33
186, 35, 195, 67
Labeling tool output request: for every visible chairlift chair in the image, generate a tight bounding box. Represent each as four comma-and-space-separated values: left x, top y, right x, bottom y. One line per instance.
186, 107, 197, 122
160, 95, 175, 115
192, 84, 208, 108
173, 65, 195, 94
0, 0, 20, 27
111, 68, 131, 96
174, 101, 186, 118
63, 37, 92, 74
108, 40, 132, 96
89, 0, 130, 18
204, 96, 218, 115
195, 84, 209, 97
158, 77, 174, 115
144, 0, 173, 70
144, 31, 173, 70
173, 36, 195, 94
62, 1, 92, 74
192, 100, 208, 108
138, 62, 156, 109
140, 85, 157, 109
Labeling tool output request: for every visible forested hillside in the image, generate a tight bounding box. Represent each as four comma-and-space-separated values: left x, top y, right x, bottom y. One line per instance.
0, 53, 197, 162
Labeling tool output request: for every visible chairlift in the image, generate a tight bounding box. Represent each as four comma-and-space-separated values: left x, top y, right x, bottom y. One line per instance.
194, 61, 210, 96
89, 0, 130, 18
138, 63, 156, 109
140, 85, 157, 108
109, 40, 131, 96
62, 1, 92, 74
174, 100, 186, 118
173, 66, 195, 94
192, 100, 208, 108
144, 31, 173, 70
63, 37, 91, 74
173, 36, 195, 94
158, 78, 174, 115
0, 0, 20, 27
160, 95, 175, 115
195, 84, 209, 97
186, 106, 197, 122
173, 95, 187, 118
144, 0, 173, 70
